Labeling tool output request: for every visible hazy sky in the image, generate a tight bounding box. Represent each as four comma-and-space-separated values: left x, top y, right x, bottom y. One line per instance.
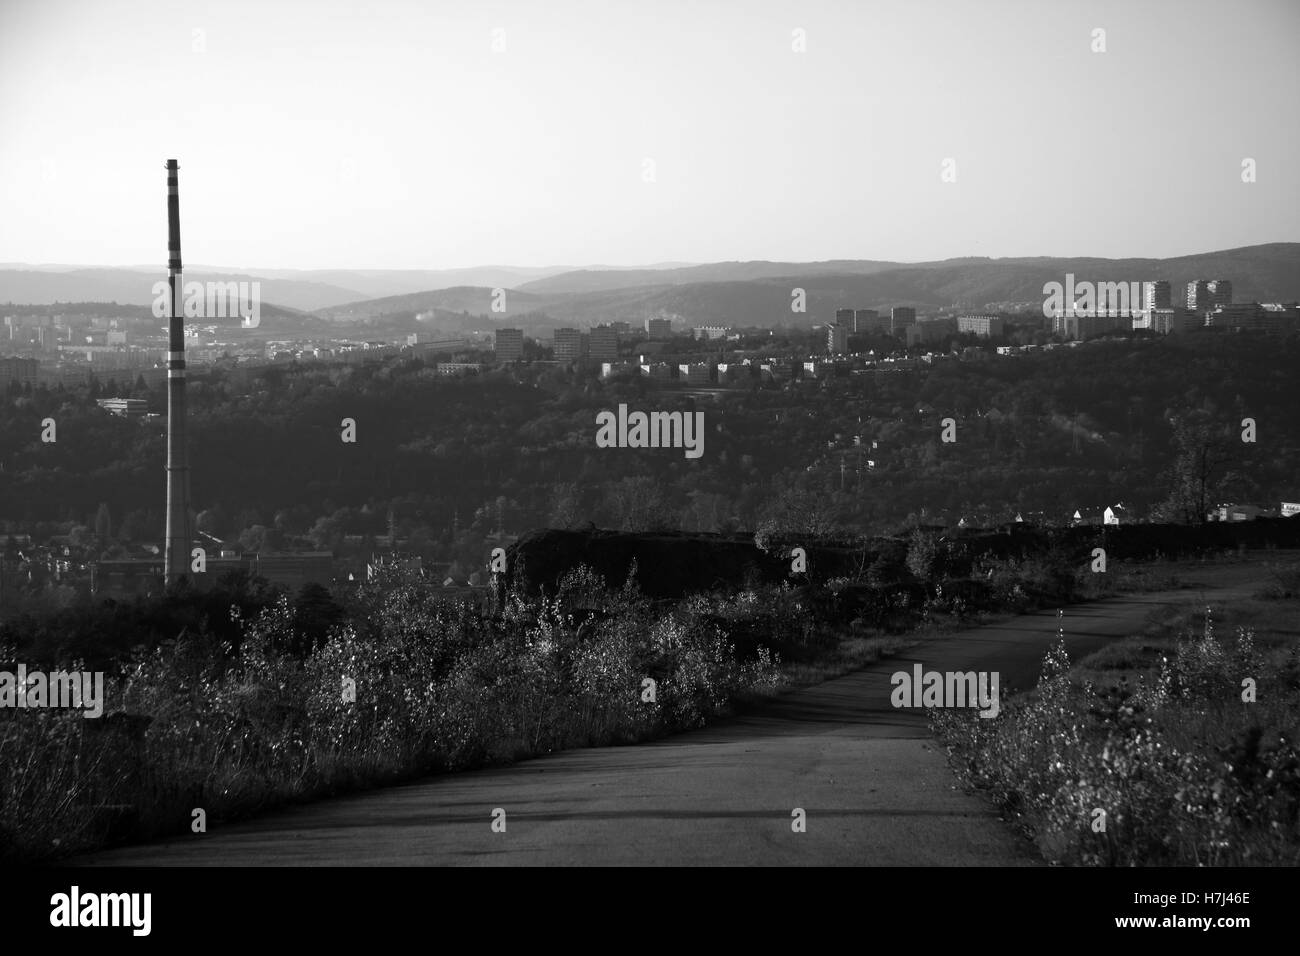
1, 0, 1297, 270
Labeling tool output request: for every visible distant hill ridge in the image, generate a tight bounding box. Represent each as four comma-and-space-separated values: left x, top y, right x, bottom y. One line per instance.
4, 244, 1296, 330
313, 243, 1300, 329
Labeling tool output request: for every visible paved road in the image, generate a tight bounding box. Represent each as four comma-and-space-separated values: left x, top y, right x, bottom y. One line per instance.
77, 580, 1255, 866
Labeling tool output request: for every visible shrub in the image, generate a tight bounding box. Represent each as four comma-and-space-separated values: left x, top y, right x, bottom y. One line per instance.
0, 568, 784, 863
935, 610, 1300, 866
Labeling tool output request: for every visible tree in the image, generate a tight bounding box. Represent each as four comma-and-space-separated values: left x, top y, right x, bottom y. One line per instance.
753, 474, 839, 549
118, 509, 154, 543
602, 477, 674, 532
93, 502, 112, 540
866, 542, 907, 588
306, 515, 343, 552
238, 524, 268, 552
547, 482, 582, 529
685, 490, 723, 533
1152, 414, 1237, 525
905, 528, 939, 589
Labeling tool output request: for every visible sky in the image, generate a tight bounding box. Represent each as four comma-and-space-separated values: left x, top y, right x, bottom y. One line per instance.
1, 0, 1297, 270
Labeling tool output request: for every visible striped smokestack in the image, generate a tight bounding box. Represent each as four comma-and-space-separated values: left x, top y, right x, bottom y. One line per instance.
163, 159, 191, 584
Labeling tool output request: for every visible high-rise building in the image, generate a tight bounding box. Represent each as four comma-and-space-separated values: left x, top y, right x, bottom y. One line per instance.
1143, 280, 1171, 311
956, 315, 1003, 336
645, 317, 672, 339
1187, 280, 1215, 312
0, 356, 38, 390
835, 308, 855, 330
494, 328, 523, 362
890, 307, 916, 334
588, 325, 619, 361
553, 327, 584, 364
1206, 303, 1263, 331
855, 309, 882, 333
904, 317, 957, 346
1208, 280, 1233, 308
827, 324, 848, 354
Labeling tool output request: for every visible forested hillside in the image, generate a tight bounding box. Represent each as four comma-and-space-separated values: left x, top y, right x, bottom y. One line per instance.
1, 332, 1296, 576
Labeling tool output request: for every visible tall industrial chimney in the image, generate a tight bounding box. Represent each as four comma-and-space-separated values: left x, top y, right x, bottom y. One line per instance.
163, 159, 191, 584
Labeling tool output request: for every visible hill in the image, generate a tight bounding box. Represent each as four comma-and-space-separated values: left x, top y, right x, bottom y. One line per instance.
8, 245, 1297, 333
0, 268, 366, 313
0, 263, 688, 313
312, 243, 1300, 332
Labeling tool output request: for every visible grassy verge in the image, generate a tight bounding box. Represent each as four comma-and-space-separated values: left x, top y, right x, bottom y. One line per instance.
933, 587, 1300, 865
1, 571, 792, 864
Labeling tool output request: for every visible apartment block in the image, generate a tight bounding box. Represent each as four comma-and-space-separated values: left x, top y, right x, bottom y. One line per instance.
639, 362, 674, 381
827, 323, 848, 354
760, 360, 794, 382
494, 327, 524, 362
588, 325, 619, 362
1187, 279, 1231, 313
1208, 280, 1233, 308
678, 362, 712, 385
0, 356, 38, 390
645, 317, 672, 339
890, 307, 916, 334
1206, 303, 1266, 331
904, 317, 956, 346
716, 362, 755, 385
692, 326, 732, 340
854, 309, 884, 333
600, 361, 637, 379
553, 327, 585, 364
956, 314, 1003, 337
1142, 280, 1172, 311
96, 397, 148, 418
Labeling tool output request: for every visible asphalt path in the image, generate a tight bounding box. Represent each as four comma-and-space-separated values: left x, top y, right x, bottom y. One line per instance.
77, 578, 1260, 866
